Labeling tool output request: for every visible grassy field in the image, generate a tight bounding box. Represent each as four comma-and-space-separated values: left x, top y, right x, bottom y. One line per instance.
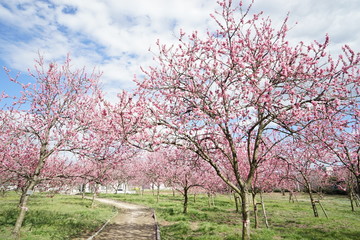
0, 192, 115, 240
99, 191, 360, 240
1, 191, 359, 240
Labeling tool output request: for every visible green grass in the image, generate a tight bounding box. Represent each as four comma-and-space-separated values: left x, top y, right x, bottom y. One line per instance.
98, 191, 360, 240
1, 191, 359, 239
0, 192, 115, 240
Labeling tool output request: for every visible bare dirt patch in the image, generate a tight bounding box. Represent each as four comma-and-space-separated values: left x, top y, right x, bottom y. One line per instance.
75, 198, 156, 240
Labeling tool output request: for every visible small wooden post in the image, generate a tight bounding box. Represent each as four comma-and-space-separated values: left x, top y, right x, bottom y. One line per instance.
314, 200, 328, 219
260, 191, 269, 228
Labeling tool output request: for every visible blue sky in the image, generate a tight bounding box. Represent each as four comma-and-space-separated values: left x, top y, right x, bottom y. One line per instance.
0, 0, 359, 102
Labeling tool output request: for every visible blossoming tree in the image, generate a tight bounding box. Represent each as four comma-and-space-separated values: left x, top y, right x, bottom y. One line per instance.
136, 1, 360, 239
1, 55, 103, 239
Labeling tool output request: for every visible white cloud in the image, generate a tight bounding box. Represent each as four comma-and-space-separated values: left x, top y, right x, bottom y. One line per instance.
0, 0, 359, 101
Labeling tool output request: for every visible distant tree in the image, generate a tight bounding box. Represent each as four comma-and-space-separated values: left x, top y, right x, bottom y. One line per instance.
310, 104, 360, 196
164, 148, 210, 213
277, 138, 330, 217
138, 151, 169, 202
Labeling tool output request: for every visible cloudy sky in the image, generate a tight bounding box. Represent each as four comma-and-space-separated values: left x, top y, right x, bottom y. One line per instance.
0, 0, 359, 101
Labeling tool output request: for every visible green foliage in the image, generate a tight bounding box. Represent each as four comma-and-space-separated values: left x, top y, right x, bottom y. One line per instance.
0, 192, 115, 240
99, 191, 360, 240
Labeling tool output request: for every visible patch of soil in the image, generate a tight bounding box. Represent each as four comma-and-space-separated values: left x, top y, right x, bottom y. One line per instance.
74, 198, 157, 240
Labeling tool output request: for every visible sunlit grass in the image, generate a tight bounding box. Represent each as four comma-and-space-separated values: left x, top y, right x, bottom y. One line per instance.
0, 192, 115, 240
1, 190, 359, 239
99, 191, 360, 240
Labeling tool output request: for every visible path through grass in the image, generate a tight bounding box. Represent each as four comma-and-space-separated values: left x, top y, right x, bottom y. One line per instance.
0, 192, 115, 240
99, 191, 360, 240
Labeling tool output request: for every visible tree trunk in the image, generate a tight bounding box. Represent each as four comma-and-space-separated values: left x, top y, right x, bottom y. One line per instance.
193, 193, 196, 203
355, 177, 360, 197
13, 180, 37, 239
208, 193, 211, 207
354, 193, 360, 207
13, 194, 30, 240
183, 187, 189, 214
306, 183, 319, 217
91, 192, 96, 208
317, 187, 324, 200
348, 175, 358, 211
234, 193, 239, 213
81, 184, 86, 198
156, 184, 160, 203
289, 191, 298, 203
349, 188, 355, 212
13, 143, 48, 239
18, 191, 26, 207
281, 189, 285, 196
289, 191, 294, 203
240, 191, 251, 240
91, 184, 98, 208
309, 194, 319, 217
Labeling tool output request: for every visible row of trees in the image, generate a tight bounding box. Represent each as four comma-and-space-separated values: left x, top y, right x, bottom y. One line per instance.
1, 1, 359, 239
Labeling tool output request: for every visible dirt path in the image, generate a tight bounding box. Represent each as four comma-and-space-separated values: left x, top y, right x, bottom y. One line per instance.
82, 198, 157, 240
